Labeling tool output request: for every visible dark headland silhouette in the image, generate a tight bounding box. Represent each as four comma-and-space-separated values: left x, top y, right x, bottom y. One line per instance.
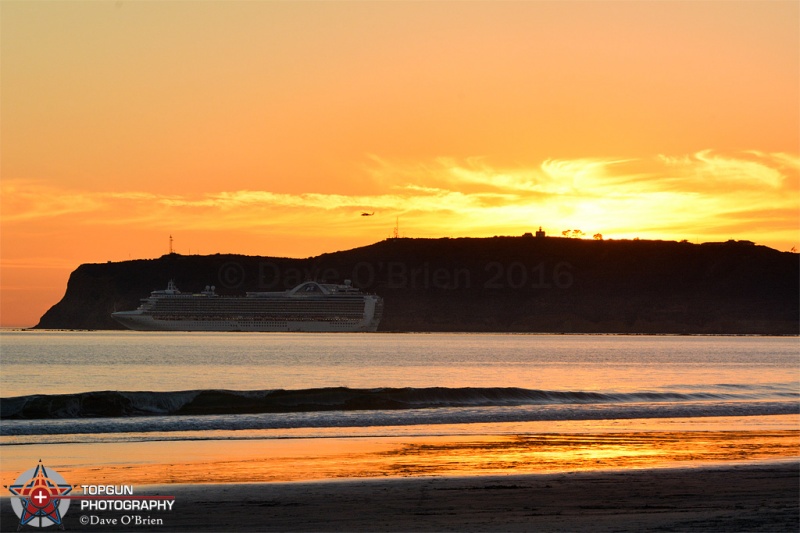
36, 236, 798, 334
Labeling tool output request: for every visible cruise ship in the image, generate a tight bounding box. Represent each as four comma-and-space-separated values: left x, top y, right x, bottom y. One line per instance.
111, 280, 383, 332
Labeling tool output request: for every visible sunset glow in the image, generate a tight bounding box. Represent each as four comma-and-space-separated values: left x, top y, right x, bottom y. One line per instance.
2, 1, 798, 327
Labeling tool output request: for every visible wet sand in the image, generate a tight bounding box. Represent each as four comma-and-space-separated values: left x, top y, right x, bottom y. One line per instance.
3, 425, 798, 485
2, 462, 797, 532
2, 420, 798, 531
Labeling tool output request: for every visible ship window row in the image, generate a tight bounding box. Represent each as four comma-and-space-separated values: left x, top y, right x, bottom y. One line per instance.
153, 295, 367, 302
153, 315, 364, 322
149, 308, 366, 317
151, 301, 365, 311
150, 308, 366, 316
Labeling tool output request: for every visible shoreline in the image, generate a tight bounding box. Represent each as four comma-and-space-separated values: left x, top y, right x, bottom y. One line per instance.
2, 462, 797, 532
3, 422, 798, 485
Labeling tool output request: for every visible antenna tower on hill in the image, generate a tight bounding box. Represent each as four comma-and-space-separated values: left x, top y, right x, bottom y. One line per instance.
169, 234, 174, 254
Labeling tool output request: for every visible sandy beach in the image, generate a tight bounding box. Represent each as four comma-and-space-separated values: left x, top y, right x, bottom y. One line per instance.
2, 462, 797, 532
2, 420, 799, 531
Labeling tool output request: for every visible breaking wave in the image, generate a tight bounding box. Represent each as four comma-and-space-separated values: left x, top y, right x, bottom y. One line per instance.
2, 385, 797, 420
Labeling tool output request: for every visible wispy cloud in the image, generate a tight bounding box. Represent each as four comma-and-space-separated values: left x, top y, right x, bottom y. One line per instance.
1, 180, 106, 222
2, 150, 798, 246
657, 150, 797, 192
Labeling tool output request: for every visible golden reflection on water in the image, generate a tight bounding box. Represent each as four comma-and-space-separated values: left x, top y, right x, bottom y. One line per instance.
7, 428, 797, 487
379, 431, 799, 477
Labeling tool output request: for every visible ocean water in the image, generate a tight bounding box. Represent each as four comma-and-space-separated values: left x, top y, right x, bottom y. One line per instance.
1, 332, 797, 446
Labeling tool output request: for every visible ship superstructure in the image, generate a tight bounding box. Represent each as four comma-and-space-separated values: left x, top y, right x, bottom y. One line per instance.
111, 280, 383, 332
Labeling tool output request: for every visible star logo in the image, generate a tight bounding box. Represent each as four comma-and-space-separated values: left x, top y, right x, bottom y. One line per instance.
7, 461, 73, 530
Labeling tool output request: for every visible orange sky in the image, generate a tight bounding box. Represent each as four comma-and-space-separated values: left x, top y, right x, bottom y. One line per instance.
1, 1, 798, 327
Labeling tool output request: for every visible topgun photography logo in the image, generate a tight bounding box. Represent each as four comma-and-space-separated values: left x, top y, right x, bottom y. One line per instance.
6, 460, 73, 529
6, 460, 176, 530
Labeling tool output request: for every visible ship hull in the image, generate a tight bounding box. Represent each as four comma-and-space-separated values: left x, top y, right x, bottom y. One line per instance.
111, 313, 380, 332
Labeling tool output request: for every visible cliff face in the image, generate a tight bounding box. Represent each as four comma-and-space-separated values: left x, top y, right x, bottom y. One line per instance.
36, 237, 799, 334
